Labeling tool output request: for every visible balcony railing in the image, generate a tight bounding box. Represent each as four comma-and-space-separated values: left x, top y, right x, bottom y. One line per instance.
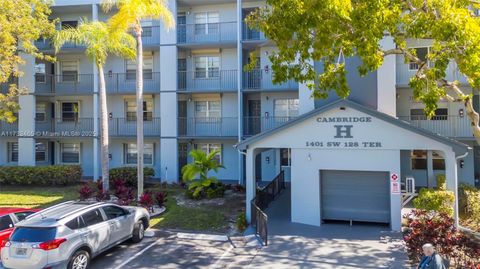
34, 40, 85, 50
177, 22, 237, 44
35, 74, 94, 94
35, 118, 94, 136
243, 69, 298, 91
243, 116, 296, 136
0, 121, 18, 136
105, 72, 160, 94
242, 23, 266, 41
109, 117, 160, 137
178, 117, 238, 137
178, 70, 237, 92
0, 78, 18, 94
398, 115, 473, 138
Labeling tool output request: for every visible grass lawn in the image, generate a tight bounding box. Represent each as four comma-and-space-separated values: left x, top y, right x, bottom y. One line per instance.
0, 184, 245, 233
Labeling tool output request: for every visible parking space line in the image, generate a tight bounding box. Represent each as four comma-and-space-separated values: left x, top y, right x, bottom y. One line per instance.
112, 238, 162, 269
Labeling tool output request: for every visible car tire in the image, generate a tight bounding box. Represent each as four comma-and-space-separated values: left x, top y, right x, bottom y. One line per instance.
131, 220, 145, 243
68, 249, 90, 269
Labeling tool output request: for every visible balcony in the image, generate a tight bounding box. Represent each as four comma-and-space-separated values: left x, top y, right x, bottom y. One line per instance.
35, 118, 95, 137
396, 57, 468, 87
178, 117, 238, 137
177, 22, 237, 44
109, 117, 160, 137
243, 69, 299, 91
243, 116, 296, 136
34, 40, 85, 50
178, 70, 237, 92
35, 74, 94, 95
242, 23, 265, 41
398, 115, 472, 138
0, 121, 18, 136
105, 72, 160, 94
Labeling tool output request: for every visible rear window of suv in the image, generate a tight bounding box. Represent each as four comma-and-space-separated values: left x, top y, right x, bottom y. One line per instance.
10, 227, 56, 242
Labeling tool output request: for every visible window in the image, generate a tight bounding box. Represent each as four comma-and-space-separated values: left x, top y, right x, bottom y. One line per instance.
81, 209, 104, 226
274, 99, 299, 119
36, 103, 47, 122
432, 151, 445, 170
59, 61, 79, 82
61, 21, 78, 29
61, 143, 80, 164
409, 47, 429, 70
65, 216, 86, 230
194, 56, 219, 78
11, 227, 57, 242
125, 53, 153, 80
35, 63, 46, 83
14, 211, 35, 222
124, 143, 154, 165
141, 20, 153, 37
410, 108, 448, 120
0, 215, 14, 231
195, 143, 221, 164
103, 206, 128, 220
61, 102, 79, 122
195, 100, 220, 118
125, 100, 153, 121
194, 12, 219, 34
8, 142, 18, 162
411, 150, 427, 170
36, 142, 47, 162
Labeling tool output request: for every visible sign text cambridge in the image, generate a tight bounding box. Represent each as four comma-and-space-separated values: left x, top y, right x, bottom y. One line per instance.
305, 116, 383, 148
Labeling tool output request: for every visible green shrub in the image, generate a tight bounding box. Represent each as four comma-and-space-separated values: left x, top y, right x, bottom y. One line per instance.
236, 212, 247, 232
0, 165, 82, 186
109, 167, 154, 188
436, 174, 446, 190
459, 184, 480, 227
186, 180, 225, 200
413, 188, 455, 216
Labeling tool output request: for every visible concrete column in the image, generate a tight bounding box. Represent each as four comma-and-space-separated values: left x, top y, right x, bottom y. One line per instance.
159, 1, 178, 182
299, 58, 315, 115
427, 150, 435, 187
92, 4, 100, 180
245, 148, 257, 222
237, 0, 244, 184
390, 150, 402, 231
377, 36, 396, 117
18, 52, 36, 166
445, 150, 459, 226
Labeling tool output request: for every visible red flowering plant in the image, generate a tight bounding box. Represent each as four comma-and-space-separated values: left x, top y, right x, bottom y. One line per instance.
139, 191, 155, 212
78, 184, 94, 200
95, 180, 110, 201
115, 185, 134, 206
155, 191, 168, 208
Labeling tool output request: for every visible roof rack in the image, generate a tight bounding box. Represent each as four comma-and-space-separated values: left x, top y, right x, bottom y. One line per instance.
56, 202, 104, 221
26, 201, 77, 220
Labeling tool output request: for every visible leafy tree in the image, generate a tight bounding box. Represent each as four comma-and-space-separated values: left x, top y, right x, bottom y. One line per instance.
0, 0, 56, 122
181, 149, 225, 199
54, 21, 136, 192
247, 0, 480, 144
102, 0, 174, 198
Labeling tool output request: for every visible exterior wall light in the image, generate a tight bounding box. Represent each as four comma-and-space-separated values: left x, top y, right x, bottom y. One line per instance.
108, 112, 113, 119
460, 159, 465, 168
307, 154, 312, 161
265, 112, 269, 118
459, 108, 464, 118
266, 156, 270, 164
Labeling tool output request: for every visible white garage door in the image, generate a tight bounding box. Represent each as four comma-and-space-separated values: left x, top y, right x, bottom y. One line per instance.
320, 170, 390, 224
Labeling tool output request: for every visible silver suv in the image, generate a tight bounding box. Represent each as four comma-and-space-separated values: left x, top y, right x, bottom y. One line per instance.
1, 201, 150, 269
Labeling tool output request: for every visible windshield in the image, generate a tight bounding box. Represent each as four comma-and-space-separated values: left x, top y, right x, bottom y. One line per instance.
10, 227, 57, 242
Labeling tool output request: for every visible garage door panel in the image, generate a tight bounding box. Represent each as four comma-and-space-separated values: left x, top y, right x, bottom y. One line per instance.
321, 170, 390, 224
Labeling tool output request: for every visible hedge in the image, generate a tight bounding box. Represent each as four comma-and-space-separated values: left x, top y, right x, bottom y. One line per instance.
0, 165, 82, 186
109, 167, 155, 187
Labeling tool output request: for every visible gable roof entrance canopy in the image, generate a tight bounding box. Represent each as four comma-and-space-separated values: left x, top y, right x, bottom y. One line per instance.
237, 99, 470, 229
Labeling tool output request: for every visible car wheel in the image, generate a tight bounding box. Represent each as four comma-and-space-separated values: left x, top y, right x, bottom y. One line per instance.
131, 220, 145, 243
68, 250, 90, 269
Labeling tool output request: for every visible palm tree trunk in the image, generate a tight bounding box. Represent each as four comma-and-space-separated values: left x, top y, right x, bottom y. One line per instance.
135, 25, 144, 199
98, 64, 110, 192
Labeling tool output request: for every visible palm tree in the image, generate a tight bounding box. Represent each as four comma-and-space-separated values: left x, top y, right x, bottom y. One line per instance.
102, 0, 174, 199
54, 21, 136, 192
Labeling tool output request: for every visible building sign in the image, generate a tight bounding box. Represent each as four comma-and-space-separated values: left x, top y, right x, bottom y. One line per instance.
391, 173, 400, 194
305, 116, 383, 148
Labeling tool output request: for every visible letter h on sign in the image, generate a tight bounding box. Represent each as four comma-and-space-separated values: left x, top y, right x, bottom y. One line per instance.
334, 125, 353, 138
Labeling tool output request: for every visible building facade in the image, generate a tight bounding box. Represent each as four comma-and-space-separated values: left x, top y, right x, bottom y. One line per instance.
0, 0, 479, 194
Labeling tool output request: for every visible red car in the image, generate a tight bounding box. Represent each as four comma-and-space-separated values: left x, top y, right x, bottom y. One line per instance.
0, 208, 38, 243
